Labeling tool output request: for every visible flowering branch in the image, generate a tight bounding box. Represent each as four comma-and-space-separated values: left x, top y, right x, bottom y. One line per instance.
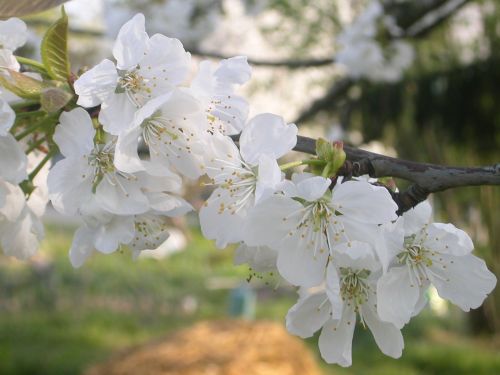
231, 133, 500, 214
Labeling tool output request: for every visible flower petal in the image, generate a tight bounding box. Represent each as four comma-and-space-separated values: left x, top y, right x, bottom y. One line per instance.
99, 92, 137, 135
113, 13, 149, 70
430, 253, 497, 311
74, 59, 118, 107
255, 154, 282, 204
332, 180, 398, 224
318, 310, 356, 367
94, 215, 135, 254
286, 291, 331, 338
0, 133, 27, 183
140, 34, 191, 87
243, 195, 303, 248
377, 266, 421, 328
423, 223, 473, 256
277, 233, 329, 287
114, 126, 144, 173
0, 97, 15, 135
363, 304, 404, 359
240, 113, 297, 165
199, 187, 246, 248
402, 200, 432, 235
69, 226, 95, 268
53, 108, 95, 157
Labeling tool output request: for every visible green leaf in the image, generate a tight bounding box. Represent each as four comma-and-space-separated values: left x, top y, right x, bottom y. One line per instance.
40, 86, 73, 113
0, 68, 43, 99
41, 7, 70, 82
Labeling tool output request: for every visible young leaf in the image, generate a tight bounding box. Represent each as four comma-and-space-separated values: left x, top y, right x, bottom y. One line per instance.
41, 7, 70, 82
0, 68, 43, 99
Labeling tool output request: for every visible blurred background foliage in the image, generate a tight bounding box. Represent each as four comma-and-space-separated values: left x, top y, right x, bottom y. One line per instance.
1, 0, 499, 373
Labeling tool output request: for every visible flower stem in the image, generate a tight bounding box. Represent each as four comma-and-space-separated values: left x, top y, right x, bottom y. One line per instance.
280, 159, 326, 171
28, 150, 55, 182
15, 56, 47, 72
25, 137, 47, 154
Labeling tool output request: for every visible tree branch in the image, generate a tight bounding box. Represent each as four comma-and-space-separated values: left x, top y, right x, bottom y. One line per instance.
231, 133, 500, 214
188, 47, 334, 68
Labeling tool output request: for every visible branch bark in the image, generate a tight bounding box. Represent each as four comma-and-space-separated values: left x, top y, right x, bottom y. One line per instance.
188, 47, 334, 69
231, 133, 500, 215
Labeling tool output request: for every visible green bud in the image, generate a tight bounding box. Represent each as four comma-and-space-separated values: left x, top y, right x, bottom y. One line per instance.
315, 139, 346, 177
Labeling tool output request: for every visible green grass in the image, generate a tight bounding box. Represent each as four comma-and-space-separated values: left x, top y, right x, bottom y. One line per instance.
0, 223, 499, 375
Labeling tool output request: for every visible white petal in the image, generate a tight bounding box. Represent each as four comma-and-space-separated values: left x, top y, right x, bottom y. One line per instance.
286, 291, 331, 338
0, 97, 15, 135
0, 134, 27, 183
53, 108, 95, 157
47, 157, 93, 216
234, 244, 277, 273
0, 49, 20, 71
255, 154, 282, 204
199, 187, 246, 248
326, 264, 343, 319
0, 208, 43, 260
240, 113, 297, 165
113, 13, 149, 70
0, 180, 25, 221
69, 226, 95, 268
362, 304, 404, 358
0, 18, 27, 51
215, 56, 252, 86
377, 266, 421, 328
318, 310, 356, 367
423, 223, 473, 256
402, 200, 432, 235
95, 176, 149, 215
295, 176, 331, 201
277, 234, 329, 287
140, 34, 191, 87
94, 215, 135, 253
74, 59, 118, 107
114, 126, 144, 173
243, 195, 303, 248
99, 93, 137, 135
332, 180, 398, 224
429, 253, 497, 311
333, 241, 379, 272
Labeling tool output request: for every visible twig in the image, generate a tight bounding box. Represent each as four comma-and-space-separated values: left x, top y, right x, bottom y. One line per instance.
188, 47, 334, 69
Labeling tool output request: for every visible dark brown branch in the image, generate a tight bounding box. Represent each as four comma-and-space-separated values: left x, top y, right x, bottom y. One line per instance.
188, 47, 334, 69
231, 133, 500, 214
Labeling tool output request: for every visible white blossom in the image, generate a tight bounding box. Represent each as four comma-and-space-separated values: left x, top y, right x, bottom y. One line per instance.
286, 244, 403, 367
191, 56, 252, 135
114, 89, 209, 179
47, 108, 150, 216
199, 113, 297, 248
73, 13, 191, 134
244, 173, 398, 287
377, 201, 497, 328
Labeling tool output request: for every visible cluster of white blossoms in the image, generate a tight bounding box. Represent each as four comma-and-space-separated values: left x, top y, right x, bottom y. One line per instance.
0, 13, 497, 367
0, 18, 48, 260
337, 0, 415, 83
